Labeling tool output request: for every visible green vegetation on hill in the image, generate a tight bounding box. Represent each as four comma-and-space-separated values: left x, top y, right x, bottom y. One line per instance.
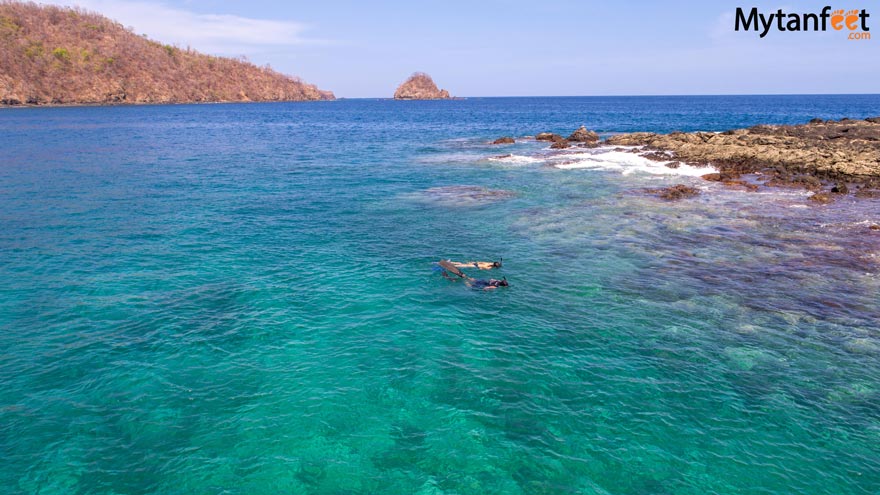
0, 1, 334, 105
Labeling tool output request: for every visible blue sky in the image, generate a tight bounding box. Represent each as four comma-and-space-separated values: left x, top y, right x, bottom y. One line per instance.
48, 0, 880, 97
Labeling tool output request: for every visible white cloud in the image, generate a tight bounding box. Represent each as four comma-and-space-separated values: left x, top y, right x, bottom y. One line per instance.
43, 0, 324, 54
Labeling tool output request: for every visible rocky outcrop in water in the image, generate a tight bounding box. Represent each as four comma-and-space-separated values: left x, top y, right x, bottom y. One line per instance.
535, 127, 601, 150
808, 192, 834, 204
492, 137, 515, 145
605, 118, 880, 182
604, 117, 880, 201
646, 184, 701, 200
410, 185, 515, 207
535, 132, 565, 142
568, 126, 599, 144
393, 73, 451, 100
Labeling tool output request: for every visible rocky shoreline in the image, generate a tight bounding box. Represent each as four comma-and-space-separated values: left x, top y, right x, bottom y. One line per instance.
496, 118, 880, 202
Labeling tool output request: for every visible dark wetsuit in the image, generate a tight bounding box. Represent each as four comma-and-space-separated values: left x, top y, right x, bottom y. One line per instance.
471, 279, 503, 289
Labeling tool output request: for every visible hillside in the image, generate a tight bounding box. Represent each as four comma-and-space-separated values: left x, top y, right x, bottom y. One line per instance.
393, 72, 450, 100
0, 1, 334, 105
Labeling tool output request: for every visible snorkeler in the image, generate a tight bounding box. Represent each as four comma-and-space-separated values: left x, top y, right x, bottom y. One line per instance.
465, 277, 509, 290
437, 260, 509, 291
446, 258, 502, 270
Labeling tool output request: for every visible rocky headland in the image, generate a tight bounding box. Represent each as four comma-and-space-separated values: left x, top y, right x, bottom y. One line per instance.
509, 118, 880, 202
0, 2, 334, 106
606, 118, 880, 178
393, 72, 451, 100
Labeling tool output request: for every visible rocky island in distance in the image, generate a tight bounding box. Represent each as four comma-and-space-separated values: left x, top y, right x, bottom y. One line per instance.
393, 72, 452, 100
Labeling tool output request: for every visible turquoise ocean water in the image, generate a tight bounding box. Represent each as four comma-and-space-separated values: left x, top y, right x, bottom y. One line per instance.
2, 96, 880, 494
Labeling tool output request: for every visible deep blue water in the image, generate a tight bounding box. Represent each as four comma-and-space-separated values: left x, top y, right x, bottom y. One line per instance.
2, 95, 880, 495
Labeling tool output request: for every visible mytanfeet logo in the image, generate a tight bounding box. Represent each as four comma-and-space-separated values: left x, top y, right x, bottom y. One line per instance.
736, 6, 871, 40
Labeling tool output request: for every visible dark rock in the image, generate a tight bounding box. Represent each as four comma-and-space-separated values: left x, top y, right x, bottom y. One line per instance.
665, 161, 680, 169
866, 117, 880, 124
647, 184, 700, 200
721, 179, 759, 191
550, 140, 571, 149
536, 132, 564, 142
297, 461, 326, 486
642, 151, 672, 162
809, 118, 825, 124
416, 185, 516, 206
701, 172, 742, 182
492, 137, 515, 145
869, 224, 880, 231
808, 192, 834, 204
831, 183, 849, 194
567, 126, 599, 143
855, 189, 880, 198
765, 174, 822, 191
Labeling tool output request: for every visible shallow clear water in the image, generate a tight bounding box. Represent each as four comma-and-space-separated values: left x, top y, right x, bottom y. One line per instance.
2, 96, 880, 494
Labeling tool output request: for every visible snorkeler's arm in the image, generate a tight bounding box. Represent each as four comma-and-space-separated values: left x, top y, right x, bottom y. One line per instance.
449, 261, 497, 270
473, 261, 503, 270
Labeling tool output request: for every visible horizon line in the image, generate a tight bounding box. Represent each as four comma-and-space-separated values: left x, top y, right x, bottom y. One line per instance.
335, 92, 880, 100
